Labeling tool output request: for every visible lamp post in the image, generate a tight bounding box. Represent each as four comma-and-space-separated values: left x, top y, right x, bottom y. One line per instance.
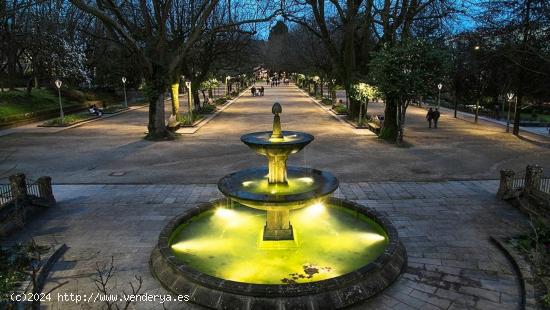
506, 93, 514, 133
225, 76, 231, 95
185, 81, 193, 123
437, 83, 442, 109
512, 94, 518, 136
54, 79, 64, 124
474, 45, 481, 123
121, 76, 128, 108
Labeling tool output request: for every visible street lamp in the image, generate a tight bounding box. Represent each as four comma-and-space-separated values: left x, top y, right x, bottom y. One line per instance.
474, 45, 481, 123
437, 83, 442, 109
506, 93, 514, 133
55, 79, 64, 125
185, 81, 193, 123
121, 77, 128, 108
225, 76, 231, 95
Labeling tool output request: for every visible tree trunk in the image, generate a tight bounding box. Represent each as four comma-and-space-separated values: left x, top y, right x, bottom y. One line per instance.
7, 47, 16, 91
147, 92, 169, 140
512, 94, 523, 135
192, 88, 201, 110
345, 83, 359, 120
380, 96, 398, 142
396, 101, 408, 145
201, 90, 207, 104
170, 83, 179, 115
26, 78, 33, 95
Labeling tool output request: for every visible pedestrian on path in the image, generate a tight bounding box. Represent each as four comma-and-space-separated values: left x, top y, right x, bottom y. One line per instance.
260, 86, 264, 96
433, 108, 440, 128
251, 86, 256, 97
426, 108, 434, 128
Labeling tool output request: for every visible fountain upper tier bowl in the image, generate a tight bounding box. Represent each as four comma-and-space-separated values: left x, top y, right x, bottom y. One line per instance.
218, 166, 339, 210
241, 131, 314, 156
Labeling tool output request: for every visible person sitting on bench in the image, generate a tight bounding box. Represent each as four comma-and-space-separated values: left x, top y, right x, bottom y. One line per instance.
89, 104, 103, 116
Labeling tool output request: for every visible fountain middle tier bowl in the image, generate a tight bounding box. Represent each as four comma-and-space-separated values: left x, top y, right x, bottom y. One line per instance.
218, 166, 339, 210
241, 131, 314, 156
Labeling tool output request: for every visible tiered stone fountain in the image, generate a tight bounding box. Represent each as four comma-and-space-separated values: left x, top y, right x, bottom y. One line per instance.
151, 103, 406, 309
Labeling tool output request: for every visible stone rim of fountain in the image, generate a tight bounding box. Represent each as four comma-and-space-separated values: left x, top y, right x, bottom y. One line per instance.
150, 197, 407, 308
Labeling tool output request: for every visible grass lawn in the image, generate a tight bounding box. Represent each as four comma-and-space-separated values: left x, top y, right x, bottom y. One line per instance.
0, 88, 125, 125
332, 104, 348, 115
520, 113, 550, 123
178, 112, 205, 126
41, 111, 97, 127
0, 89, 82, 122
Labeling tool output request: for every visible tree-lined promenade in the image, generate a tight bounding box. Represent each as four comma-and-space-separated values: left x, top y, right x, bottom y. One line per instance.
1, 83, 549, 184
3, 0, 549, 145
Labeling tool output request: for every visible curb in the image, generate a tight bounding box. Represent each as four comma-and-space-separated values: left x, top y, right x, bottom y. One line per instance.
490, 236, 542, 309
177, 86, 252, 134
56, 105, 147, 131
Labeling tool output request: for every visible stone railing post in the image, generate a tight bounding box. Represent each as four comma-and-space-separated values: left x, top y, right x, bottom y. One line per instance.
524, 165, 543, 194
9, 173, 28, 204
497, 169, 515, 199
37, 176, 56, 206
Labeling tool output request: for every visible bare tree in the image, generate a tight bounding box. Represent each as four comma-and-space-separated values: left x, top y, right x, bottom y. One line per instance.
68, 0, 279, 140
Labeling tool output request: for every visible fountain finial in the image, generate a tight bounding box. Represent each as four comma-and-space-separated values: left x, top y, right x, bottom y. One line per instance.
270, 102, 283, 140
272, 102, 282, 115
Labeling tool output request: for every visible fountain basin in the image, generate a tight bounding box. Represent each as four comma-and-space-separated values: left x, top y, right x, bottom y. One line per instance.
150, 198, 406, 309
218, 166, 338, 210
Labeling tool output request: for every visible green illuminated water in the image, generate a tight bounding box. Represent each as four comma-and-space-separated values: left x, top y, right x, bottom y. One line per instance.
169, 202, 388, 284
241, 176, 318, 195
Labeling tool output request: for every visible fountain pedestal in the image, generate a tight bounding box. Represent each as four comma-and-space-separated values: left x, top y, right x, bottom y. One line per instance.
264, 209, 292, 240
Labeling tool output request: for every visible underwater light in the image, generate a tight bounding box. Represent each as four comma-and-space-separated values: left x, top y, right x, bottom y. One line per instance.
360, 233, 386, 242
242, 181, 254, 187
304, 202, 326, 217
215, 208, 237, 219
298, 177, 314, 185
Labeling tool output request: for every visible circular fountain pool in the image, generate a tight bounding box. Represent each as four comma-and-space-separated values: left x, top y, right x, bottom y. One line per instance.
150, 198, 406, 309
169, 200, 387, 284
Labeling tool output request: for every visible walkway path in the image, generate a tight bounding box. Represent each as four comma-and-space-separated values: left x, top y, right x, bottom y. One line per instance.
1, 84, 549, 185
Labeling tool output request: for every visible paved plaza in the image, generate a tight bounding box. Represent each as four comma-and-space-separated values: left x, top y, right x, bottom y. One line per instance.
1, 83, 547, 309
6, 181, 528, 309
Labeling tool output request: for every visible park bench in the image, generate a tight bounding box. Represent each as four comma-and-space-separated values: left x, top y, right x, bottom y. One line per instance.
368, 115, 382, 134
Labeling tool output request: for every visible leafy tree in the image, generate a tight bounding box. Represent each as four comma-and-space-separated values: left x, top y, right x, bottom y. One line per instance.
369, 40, 449, 143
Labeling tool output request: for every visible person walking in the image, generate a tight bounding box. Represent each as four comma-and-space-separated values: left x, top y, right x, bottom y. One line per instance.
426, 108, 434, 128
251, 86, 256, 97
433, 108, 441, 128
260, 86, 264, 96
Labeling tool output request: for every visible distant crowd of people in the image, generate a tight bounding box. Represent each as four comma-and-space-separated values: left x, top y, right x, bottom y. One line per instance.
266, 78, 289, 87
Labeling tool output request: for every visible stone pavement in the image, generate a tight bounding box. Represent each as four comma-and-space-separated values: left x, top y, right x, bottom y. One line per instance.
3, 180, 529, 309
